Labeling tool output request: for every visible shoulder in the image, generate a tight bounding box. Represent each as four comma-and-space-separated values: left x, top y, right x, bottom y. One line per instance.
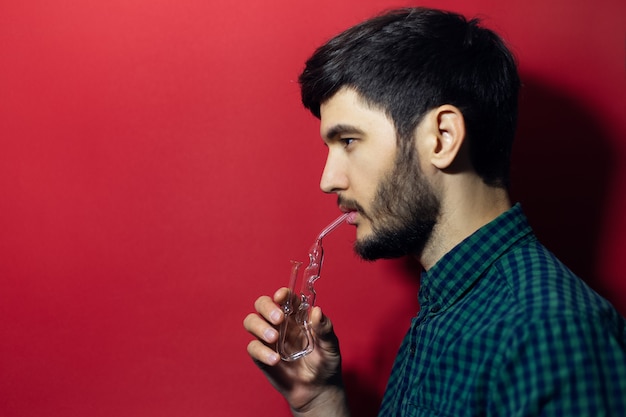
486, 311, 626, 415
492, 238, 616, 320
477, 239, 626, 414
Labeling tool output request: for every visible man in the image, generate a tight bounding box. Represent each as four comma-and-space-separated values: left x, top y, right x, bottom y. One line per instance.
243, 7, 626, 416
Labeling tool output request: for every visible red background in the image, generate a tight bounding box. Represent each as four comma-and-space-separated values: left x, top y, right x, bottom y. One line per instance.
1, 1, 625, 416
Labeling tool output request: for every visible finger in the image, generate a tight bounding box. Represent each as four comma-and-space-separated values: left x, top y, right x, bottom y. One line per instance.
272, 287, 290, 304
310, 306, 336, 341
309, 307, 341, 359
243, 313, 279, 344
254, 295, 284, 325
247, 340, 280, 366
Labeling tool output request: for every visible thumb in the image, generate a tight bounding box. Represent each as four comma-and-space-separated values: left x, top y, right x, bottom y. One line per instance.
310, 306, 339, 348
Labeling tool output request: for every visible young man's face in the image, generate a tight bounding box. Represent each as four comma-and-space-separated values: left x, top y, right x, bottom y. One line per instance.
319, 88, 439, 260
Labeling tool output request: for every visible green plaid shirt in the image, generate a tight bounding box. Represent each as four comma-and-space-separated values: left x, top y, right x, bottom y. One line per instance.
379, 204, 626, 416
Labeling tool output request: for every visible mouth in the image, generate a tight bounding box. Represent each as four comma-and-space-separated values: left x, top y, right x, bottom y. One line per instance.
344, 211, 358, 225
338, 196, 364, 225
339, 206, 359, 225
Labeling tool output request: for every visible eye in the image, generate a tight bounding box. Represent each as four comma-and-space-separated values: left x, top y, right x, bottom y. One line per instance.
340, 138, 356, 148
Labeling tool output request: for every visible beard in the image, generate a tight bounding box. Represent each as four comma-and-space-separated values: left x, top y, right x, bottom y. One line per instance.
343, 148, 440, 261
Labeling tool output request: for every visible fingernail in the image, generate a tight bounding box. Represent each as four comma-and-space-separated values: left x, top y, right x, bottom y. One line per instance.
270, 309, 282, 323
268, 352, 279, 363
264, 328, 277, 342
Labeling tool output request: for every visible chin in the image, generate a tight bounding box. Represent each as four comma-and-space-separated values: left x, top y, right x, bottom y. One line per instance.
354, 225, 373, 242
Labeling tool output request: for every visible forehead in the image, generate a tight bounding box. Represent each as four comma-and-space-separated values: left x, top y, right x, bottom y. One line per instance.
319, 88, 395, 141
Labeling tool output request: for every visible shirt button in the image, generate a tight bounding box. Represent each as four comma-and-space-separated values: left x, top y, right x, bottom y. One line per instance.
430, 304, 441, 313
410, 345, 416, 354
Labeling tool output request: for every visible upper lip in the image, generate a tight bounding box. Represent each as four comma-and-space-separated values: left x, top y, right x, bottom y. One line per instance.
339, 205, 358, 214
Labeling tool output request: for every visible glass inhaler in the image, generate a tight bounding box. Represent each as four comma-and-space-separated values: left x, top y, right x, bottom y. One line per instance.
277, 213, 349, 361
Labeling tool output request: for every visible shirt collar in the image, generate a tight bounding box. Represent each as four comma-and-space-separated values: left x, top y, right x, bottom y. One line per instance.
419, 203, 533, 311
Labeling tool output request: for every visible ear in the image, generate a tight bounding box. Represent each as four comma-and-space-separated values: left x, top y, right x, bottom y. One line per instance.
428, 105, 466, 170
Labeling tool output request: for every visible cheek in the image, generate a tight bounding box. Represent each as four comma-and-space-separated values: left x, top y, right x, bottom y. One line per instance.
358, 155, 396, 196
355, 177, 381, 211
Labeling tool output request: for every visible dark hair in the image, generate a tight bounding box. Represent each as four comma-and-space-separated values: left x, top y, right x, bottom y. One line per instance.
299, 7, 520, 188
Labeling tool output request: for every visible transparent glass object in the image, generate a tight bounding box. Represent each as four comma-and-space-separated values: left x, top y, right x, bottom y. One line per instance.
277, 213, 349, 361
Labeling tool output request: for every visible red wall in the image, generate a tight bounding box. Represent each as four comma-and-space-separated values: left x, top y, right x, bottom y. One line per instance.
1, 1, 625, 416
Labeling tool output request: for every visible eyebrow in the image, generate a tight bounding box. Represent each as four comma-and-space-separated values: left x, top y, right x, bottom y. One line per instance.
323, 124, 365, 141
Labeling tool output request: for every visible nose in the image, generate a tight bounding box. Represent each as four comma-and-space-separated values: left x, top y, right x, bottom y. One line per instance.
319, 150, 348, 194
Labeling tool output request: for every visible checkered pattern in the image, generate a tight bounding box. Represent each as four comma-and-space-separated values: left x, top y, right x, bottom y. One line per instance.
378, 204, 626, 416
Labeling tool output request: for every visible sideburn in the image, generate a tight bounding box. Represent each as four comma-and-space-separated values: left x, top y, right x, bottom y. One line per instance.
355, 135, 441, 260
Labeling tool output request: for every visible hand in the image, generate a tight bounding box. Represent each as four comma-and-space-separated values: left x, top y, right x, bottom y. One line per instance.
243, 288, 350, 416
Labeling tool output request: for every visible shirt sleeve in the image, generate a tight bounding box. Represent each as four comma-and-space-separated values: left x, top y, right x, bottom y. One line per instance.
487, 313, 626, 416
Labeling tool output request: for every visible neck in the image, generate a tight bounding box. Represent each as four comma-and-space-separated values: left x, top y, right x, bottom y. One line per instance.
418, 175, 511, 270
